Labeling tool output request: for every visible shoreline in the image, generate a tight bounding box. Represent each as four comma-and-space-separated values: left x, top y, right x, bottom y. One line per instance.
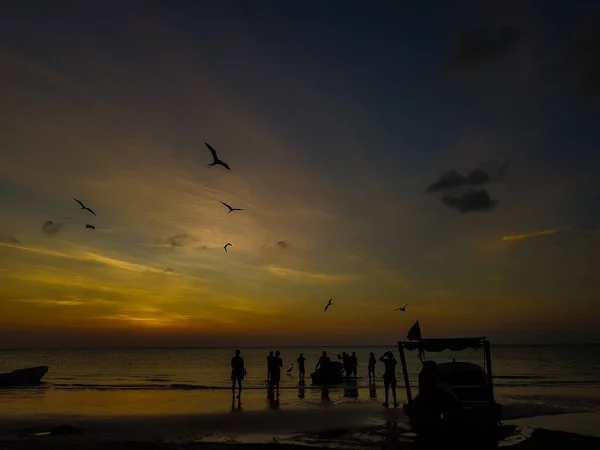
2, 408, 600, 449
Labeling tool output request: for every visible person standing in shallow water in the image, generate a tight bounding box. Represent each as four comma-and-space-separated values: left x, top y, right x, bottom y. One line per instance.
266, 351, 274, 385
270, 350, 283, 397
350, 352, 358, 380
297, 353, 306, 382
231, 349, 245, 399
380, 351, 398, 408
316, 351, 331, 371
368, 352, 377, 383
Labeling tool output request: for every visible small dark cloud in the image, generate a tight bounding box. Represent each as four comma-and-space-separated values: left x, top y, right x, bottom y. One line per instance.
167, 232, 197, 248
164, 268, 174, 273
276, 240, 289, 249
427, 170, 466, 192
0, 234, 20, 244
449, 25, 522, 68
427, 159, 509, 193
441, 189, 497, 213
42, 220, 62, 236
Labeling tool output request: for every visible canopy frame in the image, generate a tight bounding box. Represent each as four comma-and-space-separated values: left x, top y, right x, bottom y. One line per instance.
397, 337, 494, 405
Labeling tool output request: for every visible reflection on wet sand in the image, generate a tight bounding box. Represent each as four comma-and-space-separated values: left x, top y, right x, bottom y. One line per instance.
370, 384, 377, 400
343, 382, 359, 399
320, 386, 330, 404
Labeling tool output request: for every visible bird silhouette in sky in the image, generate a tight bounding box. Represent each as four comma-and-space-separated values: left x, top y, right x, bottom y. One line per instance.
85, 224, 95, 230
205, 142, 230, 170
324, 298, 333, 312
73, 198, 96, 216
395, 304, 408, 312
224, 243, 232, 252
221, 201, 244, 213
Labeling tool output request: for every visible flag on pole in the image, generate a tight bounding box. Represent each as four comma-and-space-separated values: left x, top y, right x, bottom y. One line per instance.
407, 320, 421, 341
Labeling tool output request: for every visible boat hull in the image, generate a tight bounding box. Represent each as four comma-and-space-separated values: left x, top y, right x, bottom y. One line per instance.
0, 366, 48, 388
310, 361, 345, 385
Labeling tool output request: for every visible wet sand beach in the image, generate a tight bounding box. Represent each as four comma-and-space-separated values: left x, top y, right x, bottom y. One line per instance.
2, 404, 600, 449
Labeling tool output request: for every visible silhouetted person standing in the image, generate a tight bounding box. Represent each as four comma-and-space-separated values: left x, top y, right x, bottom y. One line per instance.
270, 350, 283, 397
316, 351, 331, 372
380, 351, 398, 407
297, 353, 306, 382
368, 352, 377, 383
338, 351, 351, 380
231, 349, 245, 399
350, 352, 358, 380
267, 351, 274, 384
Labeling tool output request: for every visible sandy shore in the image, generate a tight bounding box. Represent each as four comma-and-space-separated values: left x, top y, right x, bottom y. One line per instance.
1, 428, 600, 450
2, 410, 600, 450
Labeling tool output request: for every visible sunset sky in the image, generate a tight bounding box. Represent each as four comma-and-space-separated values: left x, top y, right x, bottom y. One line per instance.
1, 1, 599, 347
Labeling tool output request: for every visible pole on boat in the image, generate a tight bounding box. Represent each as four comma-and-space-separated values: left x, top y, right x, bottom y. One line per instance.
397, 341, 413, 404
484, 339, 494, 401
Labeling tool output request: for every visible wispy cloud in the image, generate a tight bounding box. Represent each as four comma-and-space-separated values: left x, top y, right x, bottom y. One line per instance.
501, 227, 572, 242
276, 240, 289, 249
166, 231, 198, 248
95, 313, 191, 326
13, 298, 85, 306
41, 220, 62, 236
266, 265, 359, 284
0, 242, 162, 274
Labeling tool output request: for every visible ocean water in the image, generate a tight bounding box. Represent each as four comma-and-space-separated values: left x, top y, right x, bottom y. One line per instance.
1, 345, 599, 418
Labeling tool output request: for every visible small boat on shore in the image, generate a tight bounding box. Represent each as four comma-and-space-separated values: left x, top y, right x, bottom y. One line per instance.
0, 366, 48, 388
310, 361, 345, 384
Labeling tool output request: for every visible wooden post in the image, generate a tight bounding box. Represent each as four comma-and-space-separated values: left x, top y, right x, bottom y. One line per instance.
397, 341, 412, 404
484, 340, 494, 401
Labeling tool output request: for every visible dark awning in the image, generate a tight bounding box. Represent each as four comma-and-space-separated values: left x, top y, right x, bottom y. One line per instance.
399, 337, 486, 352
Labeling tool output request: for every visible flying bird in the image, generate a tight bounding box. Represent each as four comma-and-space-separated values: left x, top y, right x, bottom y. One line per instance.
224, 243, 232, 252
324, 298, 333, 312
73, 198, 96, 216
395, 304, 408, 312
205, 142, 230, 170
221, 201, 244, 213
85, 224, 95, 230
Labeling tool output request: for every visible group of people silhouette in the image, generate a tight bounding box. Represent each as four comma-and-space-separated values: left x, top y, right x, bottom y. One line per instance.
230, 349, 399, 407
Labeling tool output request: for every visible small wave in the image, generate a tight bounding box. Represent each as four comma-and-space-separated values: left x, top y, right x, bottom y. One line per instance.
494, 375, 549, 380
50, 383, 227, 391
494, 380, 600, 387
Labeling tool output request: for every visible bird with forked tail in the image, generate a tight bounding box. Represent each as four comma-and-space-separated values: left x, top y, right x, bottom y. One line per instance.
205, 142, 230, 170
221, 201, 244, 213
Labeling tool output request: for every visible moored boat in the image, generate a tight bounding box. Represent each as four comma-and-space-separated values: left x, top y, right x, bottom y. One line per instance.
310, 361, 345, 384
0, 366, 48, 388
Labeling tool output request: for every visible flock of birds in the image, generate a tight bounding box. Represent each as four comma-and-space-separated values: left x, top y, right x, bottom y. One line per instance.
69, 142, 411, 315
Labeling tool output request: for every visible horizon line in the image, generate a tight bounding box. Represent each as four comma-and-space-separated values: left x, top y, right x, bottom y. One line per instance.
1, 342, 599, 351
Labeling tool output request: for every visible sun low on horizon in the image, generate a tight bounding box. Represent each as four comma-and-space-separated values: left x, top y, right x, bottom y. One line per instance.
1, 2, 599, 348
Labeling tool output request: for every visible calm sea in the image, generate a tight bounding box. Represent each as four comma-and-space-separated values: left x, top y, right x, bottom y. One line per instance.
1, 345, 599, 418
